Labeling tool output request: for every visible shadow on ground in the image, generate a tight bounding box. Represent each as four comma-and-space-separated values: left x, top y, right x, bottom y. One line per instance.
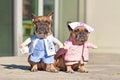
0, 64, 30, 70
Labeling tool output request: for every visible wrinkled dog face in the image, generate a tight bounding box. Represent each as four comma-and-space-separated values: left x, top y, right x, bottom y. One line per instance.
73, 27, 88, 44
32, 12, 53, 38
68, 25, 89, 45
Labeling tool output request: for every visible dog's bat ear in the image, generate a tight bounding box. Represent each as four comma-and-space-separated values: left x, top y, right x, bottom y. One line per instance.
67, 21, 72, 31
67, 21, 71, 25
31, 13, 36, 23
47, 12, 53, 21
31, 13, 36, 19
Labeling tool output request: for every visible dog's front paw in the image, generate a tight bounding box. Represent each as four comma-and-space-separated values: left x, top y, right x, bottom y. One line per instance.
66, 66, 74, 73
78, 64, 88, 73
46, 68, 58, 73
46, 64, 58, 73
31, 64, 38, 72
66, 69, 74, 73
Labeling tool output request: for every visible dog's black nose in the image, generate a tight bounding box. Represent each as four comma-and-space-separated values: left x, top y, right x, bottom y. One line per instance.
79, 32, 85, 35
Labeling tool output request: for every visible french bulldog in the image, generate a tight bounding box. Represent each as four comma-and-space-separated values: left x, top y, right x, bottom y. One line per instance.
55, 22, 97, 73
20, 12, 63, 72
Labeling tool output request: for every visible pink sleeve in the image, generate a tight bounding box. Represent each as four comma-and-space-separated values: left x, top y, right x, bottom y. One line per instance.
64, 41, 72, 49
55, 40, 72, 59
86, 42, 97, 48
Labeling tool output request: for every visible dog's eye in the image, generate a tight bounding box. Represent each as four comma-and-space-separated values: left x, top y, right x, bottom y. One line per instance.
45, 20, 50, 24
74, 29, 79, 32
84, 29, 89, 33
38, 20, 41, 22
34, 19, 39, 23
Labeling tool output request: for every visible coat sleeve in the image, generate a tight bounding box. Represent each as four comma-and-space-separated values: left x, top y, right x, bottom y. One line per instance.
20, 37, 32, 54
22, 37, 32, 46
86, 42, 98, 49
20, 37, 32, 48
64, 40, 72, 49
52, 36, 63, 48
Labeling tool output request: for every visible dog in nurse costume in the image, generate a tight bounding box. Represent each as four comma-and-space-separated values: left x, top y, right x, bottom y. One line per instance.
55, 22, 97, 73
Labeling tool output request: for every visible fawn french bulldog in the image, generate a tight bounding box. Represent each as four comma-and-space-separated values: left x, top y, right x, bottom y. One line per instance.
55, 22, 97, 73
20, 12, 63, 72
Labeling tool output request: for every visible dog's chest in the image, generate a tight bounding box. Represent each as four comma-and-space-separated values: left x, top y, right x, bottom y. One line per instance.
69, 45, 83, 54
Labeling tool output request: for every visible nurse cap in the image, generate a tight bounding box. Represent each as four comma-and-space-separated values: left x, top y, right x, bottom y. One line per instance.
68, 22, 94, 32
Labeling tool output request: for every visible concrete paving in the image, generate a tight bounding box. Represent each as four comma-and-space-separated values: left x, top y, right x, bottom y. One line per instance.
0, 53, 120, 80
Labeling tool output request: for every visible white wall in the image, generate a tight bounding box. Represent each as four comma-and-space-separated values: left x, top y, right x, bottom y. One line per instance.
86, 0, 120, 53
14, 0, 22, 55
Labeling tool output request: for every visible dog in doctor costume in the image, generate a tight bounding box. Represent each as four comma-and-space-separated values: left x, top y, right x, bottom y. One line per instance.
20, 12, 63, 72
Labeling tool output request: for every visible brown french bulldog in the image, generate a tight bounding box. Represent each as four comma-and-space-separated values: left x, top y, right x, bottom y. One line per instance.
32, 13, 53, 38
20, 12, 63, 72
55, 22, 97, 73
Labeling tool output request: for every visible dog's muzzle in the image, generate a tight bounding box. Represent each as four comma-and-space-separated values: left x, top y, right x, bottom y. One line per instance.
75, 32, 88, 43
35, 22, 49, 38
